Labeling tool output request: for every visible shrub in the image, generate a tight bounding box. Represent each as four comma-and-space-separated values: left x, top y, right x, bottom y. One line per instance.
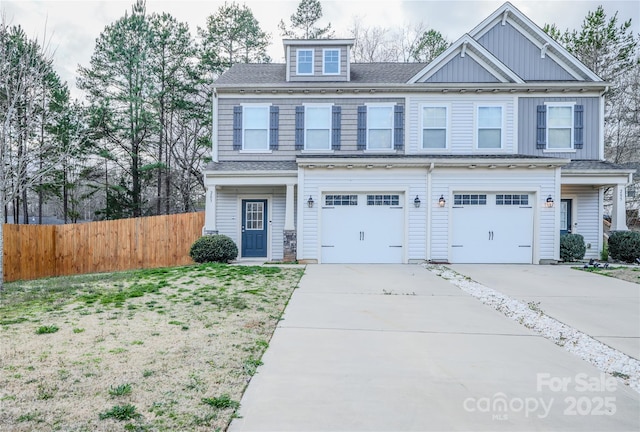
190, 235, 238, 263
560, 233, 586, 262
608, 231, 640, 263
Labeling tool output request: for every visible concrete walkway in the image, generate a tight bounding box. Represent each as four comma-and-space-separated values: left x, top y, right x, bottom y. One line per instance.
449, 264, 640, 359
229, 264, 640, 431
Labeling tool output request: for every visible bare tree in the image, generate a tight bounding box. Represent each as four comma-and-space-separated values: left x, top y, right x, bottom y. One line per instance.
349, 18, 450, 63
0, 16, 68, 288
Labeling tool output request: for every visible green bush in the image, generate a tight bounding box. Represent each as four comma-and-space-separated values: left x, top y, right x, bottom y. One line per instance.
560, 233, 586, 262
190, 235, 238, 263
608, 231, 640, 263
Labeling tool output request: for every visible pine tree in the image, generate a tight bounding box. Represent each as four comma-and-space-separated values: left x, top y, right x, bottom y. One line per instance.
278, 0, 334, 39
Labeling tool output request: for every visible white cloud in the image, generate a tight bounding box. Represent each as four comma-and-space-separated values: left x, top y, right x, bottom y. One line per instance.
2, 0, 639, 99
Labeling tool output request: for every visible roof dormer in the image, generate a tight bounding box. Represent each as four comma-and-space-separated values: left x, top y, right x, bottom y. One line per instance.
283, 39, 354, 82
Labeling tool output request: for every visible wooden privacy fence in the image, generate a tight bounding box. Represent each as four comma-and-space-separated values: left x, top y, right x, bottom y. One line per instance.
4, 212, 205, 282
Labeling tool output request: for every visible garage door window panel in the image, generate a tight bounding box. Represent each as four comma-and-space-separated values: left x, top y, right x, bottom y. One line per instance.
454, 194, 487, 205
367, 195, 400, 206
496, 194, 529, 206
325, 195, 358, 206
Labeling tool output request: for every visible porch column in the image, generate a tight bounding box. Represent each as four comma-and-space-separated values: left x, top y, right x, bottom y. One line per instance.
611, 184, 629, 231
283, 183, 297, 261
284, 183, 295, 231
203, 185, 218, 235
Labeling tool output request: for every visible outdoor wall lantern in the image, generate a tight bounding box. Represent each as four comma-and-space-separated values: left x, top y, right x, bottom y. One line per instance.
307, 195, 314, 208
438, 195, 446, 207
414, 195, 421, 208
545, 195, 554, 208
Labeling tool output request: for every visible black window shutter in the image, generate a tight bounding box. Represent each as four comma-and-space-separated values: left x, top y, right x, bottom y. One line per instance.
331, 106, 341, 150
574, 105, 584, 149
295, 106, 304, 150
394, 105, 405, 150
233, 106, 242, 150
270, 106, 279, 150
536, 105, 547, 149
357, 106, 367, 150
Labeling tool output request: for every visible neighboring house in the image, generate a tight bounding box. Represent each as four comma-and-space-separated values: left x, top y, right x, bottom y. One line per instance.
621, 162, 639, 227
203, 1, 634, 264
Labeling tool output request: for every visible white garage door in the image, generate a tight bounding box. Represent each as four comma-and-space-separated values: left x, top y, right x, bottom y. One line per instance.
321, 193, 404, 263
450, 193, 533, 264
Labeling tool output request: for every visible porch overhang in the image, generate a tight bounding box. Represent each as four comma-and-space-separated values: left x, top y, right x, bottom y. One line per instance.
561, 170, 633, 186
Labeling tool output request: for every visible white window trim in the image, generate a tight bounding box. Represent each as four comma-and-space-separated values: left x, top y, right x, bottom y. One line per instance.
545, 101, 576, 150
303, 103, 333, 151
475, 104, 504, 150
366, 103, 395, 151
296, 48, 314, 75
419, 104, 450, 151
241, 103, 271, 152
322, 48, 340, 75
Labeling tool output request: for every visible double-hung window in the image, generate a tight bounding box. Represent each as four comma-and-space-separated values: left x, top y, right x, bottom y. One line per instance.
323, 49, 340, 74
243, 106, 269, 150
477, 106, 503, 149
367, 106, 394, 150
304, 105, 331, 150
297, 49, 313, 75
547, 104, 573, 149
422, 106, 447, 149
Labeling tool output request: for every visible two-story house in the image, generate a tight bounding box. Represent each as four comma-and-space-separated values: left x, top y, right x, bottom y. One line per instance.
202, 2, 633, 264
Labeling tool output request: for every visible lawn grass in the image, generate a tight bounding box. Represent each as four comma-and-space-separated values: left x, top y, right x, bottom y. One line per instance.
576, 264, 640, 284
0, 263, 304, 431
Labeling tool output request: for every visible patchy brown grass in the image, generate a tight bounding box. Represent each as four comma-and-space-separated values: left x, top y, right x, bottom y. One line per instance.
578, 265, 640, 284
0, 263, 303, 431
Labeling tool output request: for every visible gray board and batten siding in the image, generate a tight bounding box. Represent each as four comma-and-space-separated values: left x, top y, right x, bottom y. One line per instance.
218, 97, 404, 161
518, 97, 599, 159
424, 55, 500, 83
477, 22, 578, 82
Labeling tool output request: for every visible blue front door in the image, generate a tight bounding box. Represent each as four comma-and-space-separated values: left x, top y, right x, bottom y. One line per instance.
242, 200, 267, 257
560, 199, 572, 235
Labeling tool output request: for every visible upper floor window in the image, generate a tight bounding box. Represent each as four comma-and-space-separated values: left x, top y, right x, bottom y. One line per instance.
323, 49, 340, 75
243, 106, 269, 150
356, 104, 404, 151
477, 106, 502, 149
233, 104, 278, 151
297, 49, 314, 75
547, 104, 573, 149
367, 106, 394, 150
305, 105, 331, 150
536, 103, 583, 150
421, 106, 447, 149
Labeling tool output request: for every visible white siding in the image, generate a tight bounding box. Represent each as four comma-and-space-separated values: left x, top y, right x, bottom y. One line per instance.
562, 185, 601, 260
407, 95, 516, 154
430, 168, 558, 263
300, 167, 427, 262
216, 186, 288, 261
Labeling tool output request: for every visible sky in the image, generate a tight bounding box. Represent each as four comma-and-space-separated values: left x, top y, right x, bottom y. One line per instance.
2, 0, 639, 99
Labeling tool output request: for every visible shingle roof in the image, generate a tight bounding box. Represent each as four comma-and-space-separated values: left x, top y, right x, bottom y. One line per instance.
214, 63, 429, 86
562, 160, 634, 171
205, 160, 298, 171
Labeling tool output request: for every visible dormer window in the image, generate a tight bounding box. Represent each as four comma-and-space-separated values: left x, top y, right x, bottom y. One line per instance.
323, 49, 340, 75
297, 49, 314, 75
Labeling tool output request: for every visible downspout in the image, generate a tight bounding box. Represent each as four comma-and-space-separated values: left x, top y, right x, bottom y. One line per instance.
599, 86, 608, 161
212, 88, 219, 163
426, 162, 435, 262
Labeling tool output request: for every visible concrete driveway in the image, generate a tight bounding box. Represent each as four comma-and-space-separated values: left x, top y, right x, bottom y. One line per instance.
229, 264, 640, 432
449, 264, 640, 359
